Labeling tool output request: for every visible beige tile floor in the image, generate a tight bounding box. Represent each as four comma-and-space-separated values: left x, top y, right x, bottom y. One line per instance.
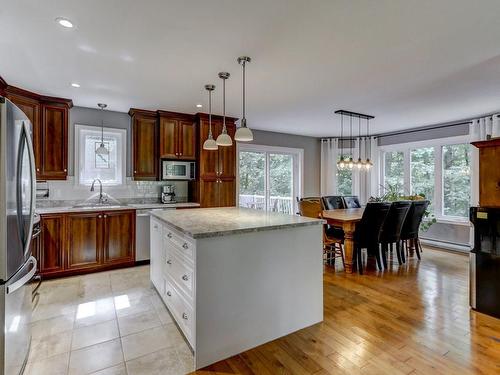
26, 265, 194, 375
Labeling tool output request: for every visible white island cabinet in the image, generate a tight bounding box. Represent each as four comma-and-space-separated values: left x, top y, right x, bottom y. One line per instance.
150, 207, 324, 369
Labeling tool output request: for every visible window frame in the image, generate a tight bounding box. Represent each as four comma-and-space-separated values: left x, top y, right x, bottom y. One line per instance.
379, 135, 471, 223
74, 124, 127, 187
236, 143, 304, 214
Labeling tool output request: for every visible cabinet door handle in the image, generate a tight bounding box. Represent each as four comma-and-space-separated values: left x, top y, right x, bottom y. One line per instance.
153, 224, 158, 229
36, 168, 40, 172
182, 243, 188, 249
63, 168, 67, 172
182, 313, 188, 320
182, 275, 189, 281
167, 233, 172, 238
104, 214, 107, 218
134, 170, 137, 173
98, 215, 102, 218
167, 259, 172, 265
166, 291, 172, 297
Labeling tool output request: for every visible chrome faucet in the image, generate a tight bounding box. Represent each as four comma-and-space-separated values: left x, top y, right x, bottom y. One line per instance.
90, 179, 107, 204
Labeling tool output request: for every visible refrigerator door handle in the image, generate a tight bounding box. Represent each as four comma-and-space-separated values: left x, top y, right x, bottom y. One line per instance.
6, 256, 37, 295
22, 120, 37, 258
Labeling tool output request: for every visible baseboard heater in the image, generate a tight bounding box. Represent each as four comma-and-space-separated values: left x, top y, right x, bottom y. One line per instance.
420, 237, 471, 253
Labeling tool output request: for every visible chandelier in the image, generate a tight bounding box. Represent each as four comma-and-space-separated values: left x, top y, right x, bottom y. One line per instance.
335, 110, 374, 171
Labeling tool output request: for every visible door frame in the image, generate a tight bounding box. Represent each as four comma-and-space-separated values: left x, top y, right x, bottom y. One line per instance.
236, 143, 304, 214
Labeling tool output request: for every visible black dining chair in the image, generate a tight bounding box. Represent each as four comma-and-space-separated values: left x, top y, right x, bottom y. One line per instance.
353, 202, 392, 274
379, 201, 412, 268
343, 196, 361, 208
400, 200, 429, 260
321, 196, 346, 210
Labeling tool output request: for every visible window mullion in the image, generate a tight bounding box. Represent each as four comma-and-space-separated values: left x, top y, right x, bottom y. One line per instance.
404, 149, 411, 195
434, 145, 443, 217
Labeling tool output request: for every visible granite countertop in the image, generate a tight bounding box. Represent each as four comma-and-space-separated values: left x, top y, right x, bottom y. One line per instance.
36, 199, 200, 214
151, 207, 324, 239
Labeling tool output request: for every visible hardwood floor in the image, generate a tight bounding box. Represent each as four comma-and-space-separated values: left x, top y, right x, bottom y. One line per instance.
194, 248, 500, 374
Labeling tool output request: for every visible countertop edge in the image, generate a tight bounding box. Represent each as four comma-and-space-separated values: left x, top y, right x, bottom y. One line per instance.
150, 210, 324, 239
36, 202, 200, 215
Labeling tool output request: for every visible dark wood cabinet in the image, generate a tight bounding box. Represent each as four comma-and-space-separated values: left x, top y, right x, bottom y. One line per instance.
130, 109, 158, 180
66, 212, 102, 271
1, 80, 72, 181
103, 210, 135, 265
39, 214, 65, 276
40, 104, 68, 180
39, 210, 136, 278
196, 113, 237, 207
159, 111, 196, 160
472, 138, 500, 207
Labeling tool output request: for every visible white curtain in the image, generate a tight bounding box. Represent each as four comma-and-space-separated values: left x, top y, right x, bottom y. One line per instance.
320, 138, 339, 195
353, 137, 379, 204
470, 114, 500, 206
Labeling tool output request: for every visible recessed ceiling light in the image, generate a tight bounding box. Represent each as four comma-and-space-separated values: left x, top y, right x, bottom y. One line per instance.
196, 104, 203, 108
56, 17, 74, 28
71, 83, 80, 88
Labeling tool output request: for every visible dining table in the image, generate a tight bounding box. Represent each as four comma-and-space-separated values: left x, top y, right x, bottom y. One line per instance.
322, 208, 364, 274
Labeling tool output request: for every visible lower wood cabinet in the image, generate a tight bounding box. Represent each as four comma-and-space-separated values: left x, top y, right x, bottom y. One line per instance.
39, 210, 135, 278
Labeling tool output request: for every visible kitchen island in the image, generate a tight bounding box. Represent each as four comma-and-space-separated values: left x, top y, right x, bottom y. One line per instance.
150, 207, 324, 369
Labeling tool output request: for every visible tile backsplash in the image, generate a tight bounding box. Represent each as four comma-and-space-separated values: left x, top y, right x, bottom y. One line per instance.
38, 177, 188, 201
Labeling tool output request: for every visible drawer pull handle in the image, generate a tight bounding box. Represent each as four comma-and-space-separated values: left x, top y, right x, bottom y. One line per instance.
182, 243, 189, 249
166, 291, 172, 297
167, 233, 173, 238
153, 224, 158, 229
182, 313, 188, 320
167, 259, 172, 265
182, 275, 189, 281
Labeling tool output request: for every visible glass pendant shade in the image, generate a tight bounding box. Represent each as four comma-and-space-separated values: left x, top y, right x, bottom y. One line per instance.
216, 132, 232, 146
234, 123, 253, 141
96, 143, 109, 155
356, 158, 363, 169
203, 136, 218, 150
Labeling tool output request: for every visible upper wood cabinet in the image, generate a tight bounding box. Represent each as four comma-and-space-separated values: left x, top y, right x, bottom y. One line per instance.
40, 104, 68, 180
130, 109, 158, 180
159, 111, 196, 160
1, 80, 72, 180
472, 138, 500, 207
196, 113, 237, 207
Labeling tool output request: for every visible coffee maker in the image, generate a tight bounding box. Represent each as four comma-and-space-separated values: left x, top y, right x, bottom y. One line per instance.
161, 184, 176, 204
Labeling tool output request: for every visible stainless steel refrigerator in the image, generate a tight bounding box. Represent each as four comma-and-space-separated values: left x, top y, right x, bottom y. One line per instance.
0, 97, 37, 374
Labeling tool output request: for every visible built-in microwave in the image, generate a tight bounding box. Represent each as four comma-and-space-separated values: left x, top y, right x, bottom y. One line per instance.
161, 160, 196, 180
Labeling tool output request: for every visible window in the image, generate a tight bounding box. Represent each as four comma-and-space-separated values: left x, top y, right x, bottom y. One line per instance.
381, 136, 471, 220
410, 147, 434, 210
337, 153, 353, 195
238, 144, 303, 215
384, 151, 405, 194
443, 144, 470, 217
75, 125, 126, 186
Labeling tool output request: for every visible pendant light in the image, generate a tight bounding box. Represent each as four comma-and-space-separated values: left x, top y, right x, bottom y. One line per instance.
365, 117, 373, 170
337, 113, 345, 169
95, 103, 109, 155
203, 84, 218, 150
216, 72, 232, 146
348, 115, 354, 169
234, 56, 253, 141
356, 116, 364, 169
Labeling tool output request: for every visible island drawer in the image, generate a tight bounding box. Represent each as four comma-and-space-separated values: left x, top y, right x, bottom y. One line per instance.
163, 227, 195, 262
163, 277, 194, 345
165, 249, 194, 301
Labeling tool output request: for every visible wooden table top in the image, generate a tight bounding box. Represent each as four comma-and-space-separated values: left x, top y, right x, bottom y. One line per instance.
322, 208, 364, 222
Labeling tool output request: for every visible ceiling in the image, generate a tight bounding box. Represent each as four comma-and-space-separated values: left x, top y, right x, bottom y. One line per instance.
1, 0, 500, 137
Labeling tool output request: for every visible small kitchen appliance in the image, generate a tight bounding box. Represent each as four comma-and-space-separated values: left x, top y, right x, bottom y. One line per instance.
161, 160, 195, 180
161, 185, 176, 204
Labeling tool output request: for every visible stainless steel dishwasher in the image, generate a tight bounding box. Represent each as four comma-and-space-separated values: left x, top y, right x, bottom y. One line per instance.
136, 208, 175, 261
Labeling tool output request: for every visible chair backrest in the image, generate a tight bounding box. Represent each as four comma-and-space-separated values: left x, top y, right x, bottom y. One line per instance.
321, 196, 345, 210
356, 202, 392, 246
380, 201, 412, 243
343, 196, 361, 208
297, 198, 322, 219
400, 200, 429, 240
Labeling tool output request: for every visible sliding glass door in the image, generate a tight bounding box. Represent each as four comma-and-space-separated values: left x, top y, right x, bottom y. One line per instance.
238, 145, 302, 215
